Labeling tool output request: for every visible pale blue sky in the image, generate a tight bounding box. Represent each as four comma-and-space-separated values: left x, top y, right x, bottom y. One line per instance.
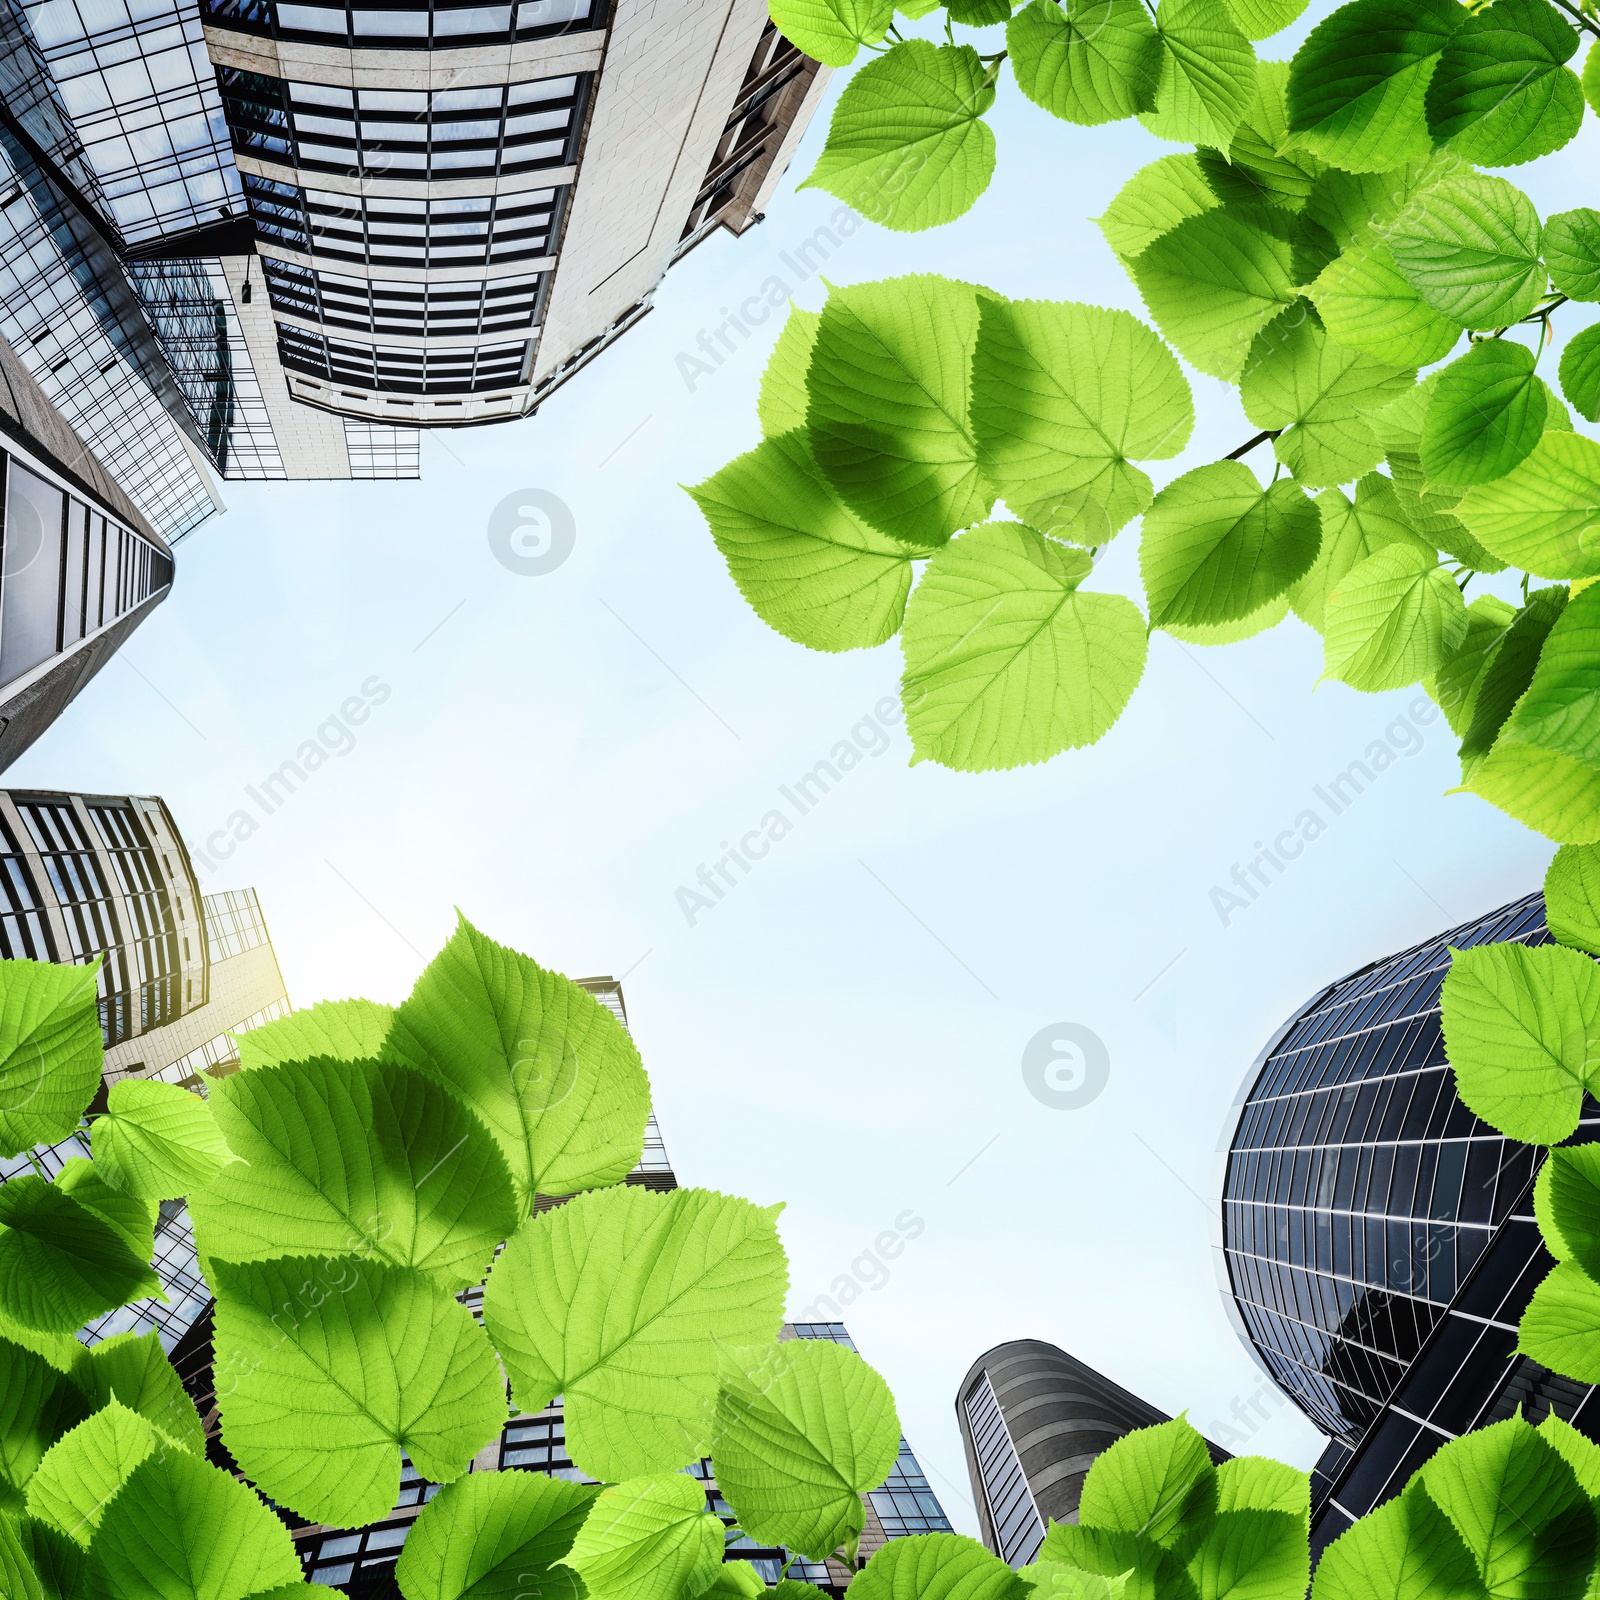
13, 11, 1599, 1533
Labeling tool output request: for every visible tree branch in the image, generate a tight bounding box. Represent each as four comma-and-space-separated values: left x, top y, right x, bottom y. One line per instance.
1225, 430, 1281, 460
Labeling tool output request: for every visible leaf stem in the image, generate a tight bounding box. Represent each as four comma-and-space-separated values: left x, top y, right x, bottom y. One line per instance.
1224, 429, 1282, 460
25, 1149, 48, 1179
1548, 0, 1600, 35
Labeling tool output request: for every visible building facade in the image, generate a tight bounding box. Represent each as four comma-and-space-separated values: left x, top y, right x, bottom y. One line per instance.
0, 344, 176, 769
1215, 890, 1600, 1562
164, 973, 949, 1596
0, 0, 824, 530
957, 1340, 1228, 1567
0, 786, 289, 1350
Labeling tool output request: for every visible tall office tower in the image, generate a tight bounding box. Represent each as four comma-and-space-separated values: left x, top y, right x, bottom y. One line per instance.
0, 0, 420, 525
0, 342, 176, 768
0, 786, 289, 1344
1216, 890, 1600, 1562
205, 0, 827, 423
2, 0, 824, 507
167, 974, 950, 1596
957, 1340, 1230, 1567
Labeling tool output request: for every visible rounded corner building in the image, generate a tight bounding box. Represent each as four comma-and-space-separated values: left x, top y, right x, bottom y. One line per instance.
1215, 889, 1600, 1560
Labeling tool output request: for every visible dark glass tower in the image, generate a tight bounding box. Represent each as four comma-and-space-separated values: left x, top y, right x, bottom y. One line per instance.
956, 1340, 1229, 1568
1217, 890, 1600, 1560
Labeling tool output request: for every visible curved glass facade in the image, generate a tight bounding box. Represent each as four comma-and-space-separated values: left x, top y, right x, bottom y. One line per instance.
1220, 892, 1558, 1446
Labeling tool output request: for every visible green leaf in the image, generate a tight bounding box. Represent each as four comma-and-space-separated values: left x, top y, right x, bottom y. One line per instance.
1006, 0, 1161, 127
970, 298, 1192, 534
1388, 173, 1545, 331
899, 523, 1148, 771
557, 1475, 724, 1600
1539, 1145, 1600, 1284
1096, 154, 1219, 262
800, 42, 996, 232
1455, 431, 1600, 579
1521, 1260, 1600, 1380
1140, 463, 1320, 629
1456, 585, 1568, 776
1303, 153, 1464, 255
21, 1517, 84, 1600
75, 1331, 204, 1457
1220, 0, 1308, 41
1489, 583, 1600, 780
1418, 1415, 1595, 1594
212, 1253, 507, 1527
0, 1338, 90, 1510
481, 1185, 787, 1481
55, 1156, 154, 1260
947, 0, 1014, 21
0, 1174, 159, 1334
1559, 324, 1600, 424
1214, 1459, 1309, 1522
394, 1471, 598, 1600
1383, 449, 1504, 574
1285, 0, 1463, 171
26, 1397, 161, 1546
385, 917, 650, 1203
1540, 1414, 1600, 1496
1221, 60, 1324, 211
705, 1562, 768, 1600
688, 432, 916, 653
1185, 1509, 1308, 1600
189, 1057, 518, 1292
233, 997, 394, 1071
1427, 593, 1517, 735
1139, 0, 1257, 149
1079, 1417, 1216, 1547
1547, 843, 1600, 954
1241, 309, 1413, 489
1425, 0, 1583, 166
1322, 544, 1467, 692
851, 1534, 1027, 1600
758, 307, 821, 437
1546, 211, 1600, 303
0, 957, 102, 1160
1291, 474, 1431, 634
90, 1080, 231, 1203
87, 1446, 304, 1600
1020, 1561, 1132, 1600
1439, 940, 1600, 1143
1047, 1527, 1198, 1600
0, 1516, 43, 1600
1162, 593, 1289, 646
767, 0, 894, 68
712, 1338, 901, 1560
1420, 339, 1547, 491
805, 275, 990, 548
1463, 737, 1600, 845
1587, 35, 1600, 116
1309, 1478, 1482, 1600
1132, 204, 1299, 381
1308, 241, 1463, 369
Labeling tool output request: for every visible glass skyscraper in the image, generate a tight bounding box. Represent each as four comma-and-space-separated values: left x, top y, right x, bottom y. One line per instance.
957, 1340, 1229, 1568
0, 0, 826, 524
1216, 891, 1600, 1560
0, 784, 290, 1347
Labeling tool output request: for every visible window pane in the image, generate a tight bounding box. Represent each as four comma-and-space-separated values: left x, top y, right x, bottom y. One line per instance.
1, 462, 65, 685
63, 500, 87, 645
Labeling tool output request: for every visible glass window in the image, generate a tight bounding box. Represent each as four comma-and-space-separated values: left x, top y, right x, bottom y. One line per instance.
1, 460, 65, 686
63, 498, 88, 644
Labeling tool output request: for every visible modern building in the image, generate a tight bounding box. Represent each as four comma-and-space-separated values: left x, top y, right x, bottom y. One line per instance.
0, 344, 176, 769
166, 974, 950, 1596
0, 785, 289, 1346
0, 0, 825, 529
1215, 890, 1600, 1563
957, 1340, 1229, 1567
